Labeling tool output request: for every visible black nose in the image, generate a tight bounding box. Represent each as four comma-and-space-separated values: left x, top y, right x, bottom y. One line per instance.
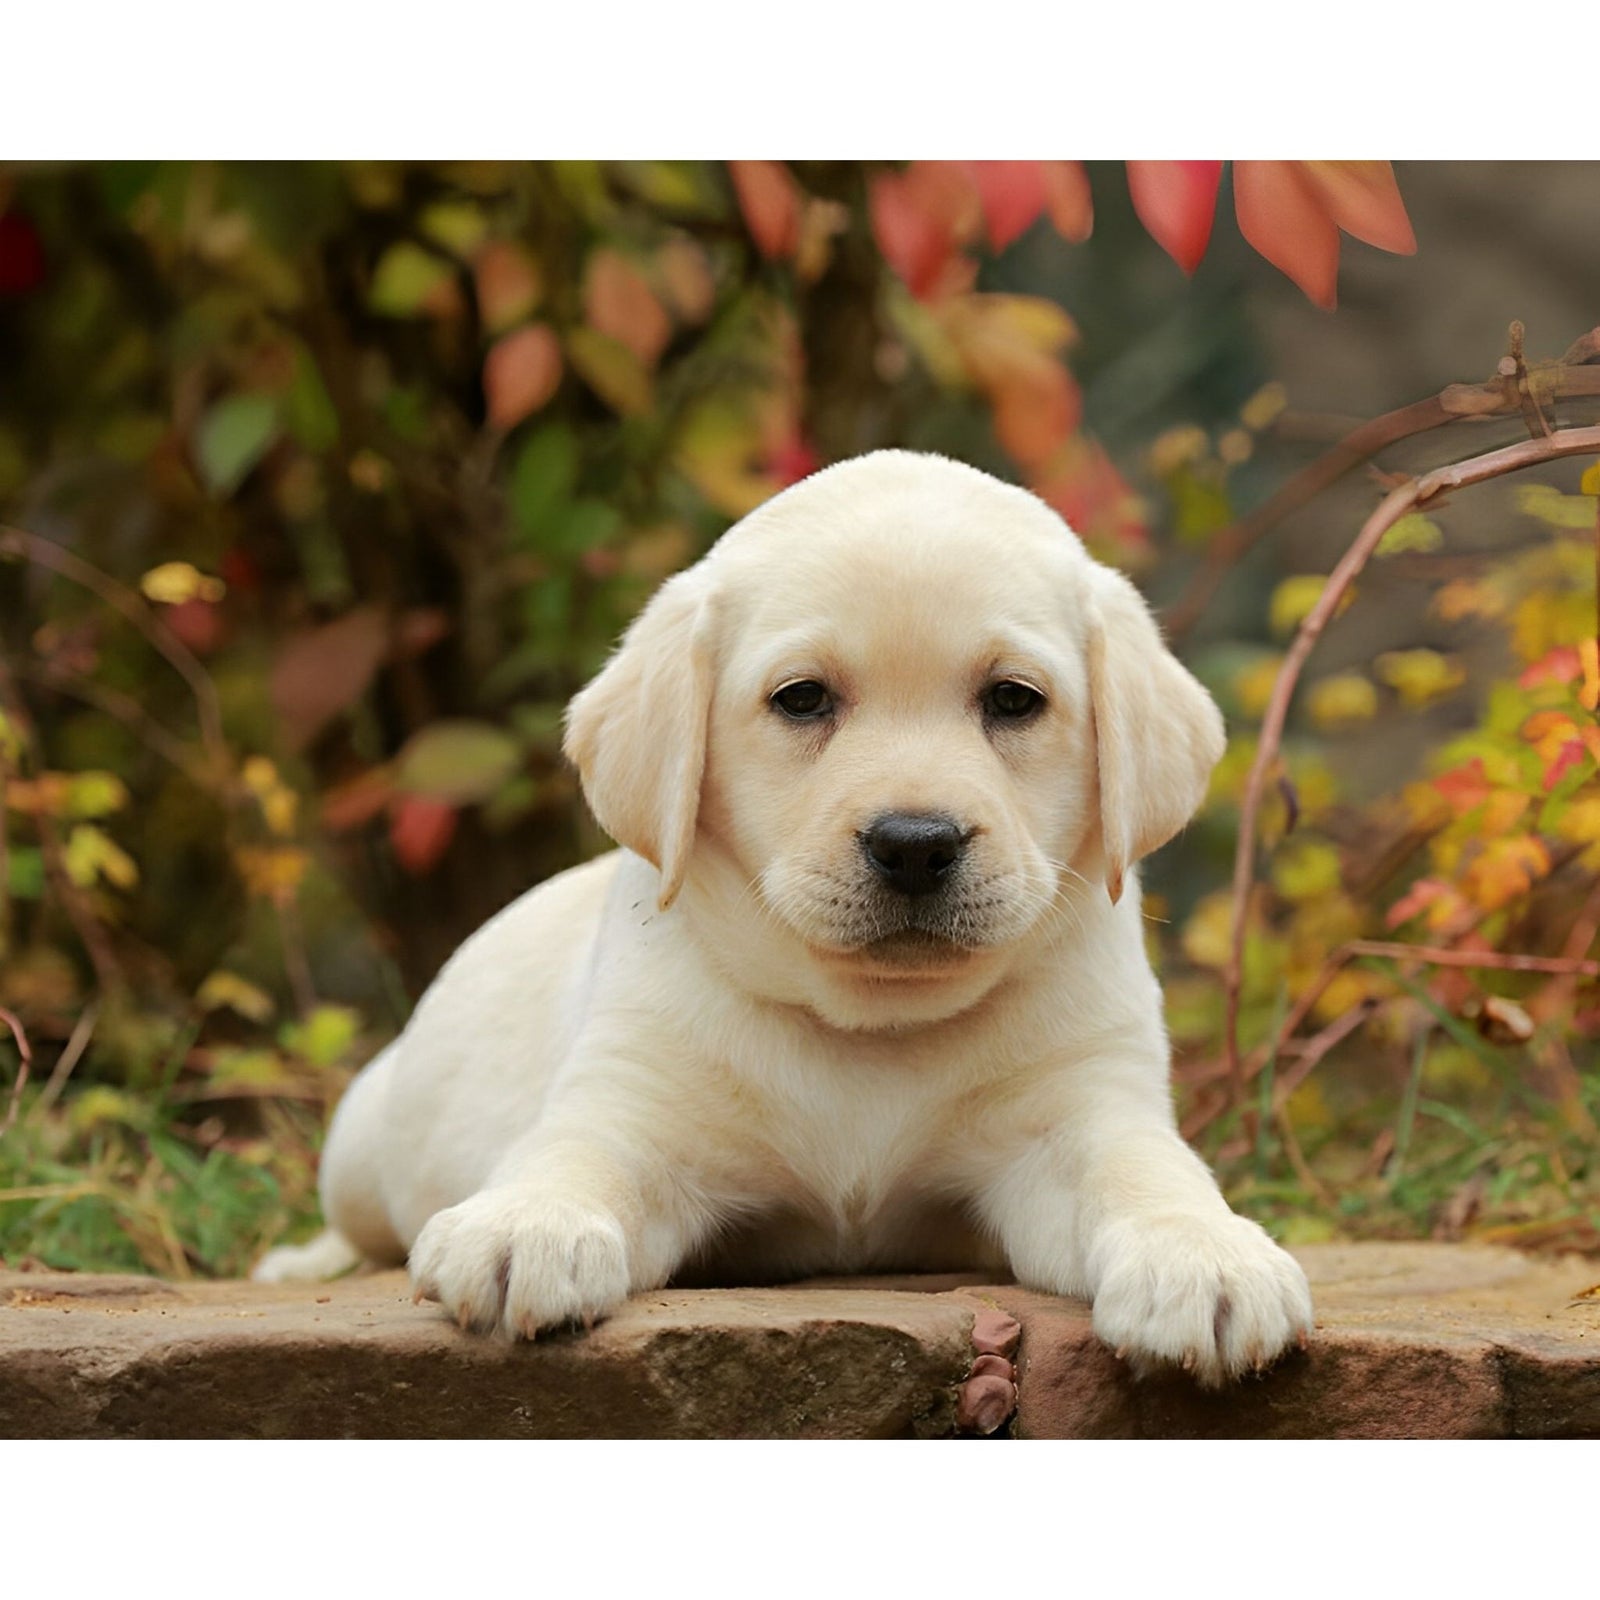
861, 813, 966, 897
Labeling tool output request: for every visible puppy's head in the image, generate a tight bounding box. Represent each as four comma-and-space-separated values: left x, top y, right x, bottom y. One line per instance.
565, 452, 1223, 1028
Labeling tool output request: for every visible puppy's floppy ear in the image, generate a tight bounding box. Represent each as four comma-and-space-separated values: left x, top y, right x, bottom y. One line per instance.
1085, 564, 1226, 904
563, 569, 716, 911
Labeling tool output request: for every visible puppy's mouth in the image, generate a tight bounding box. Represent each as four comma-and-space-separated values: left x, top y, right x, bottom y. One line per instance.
853, 928, 972, 969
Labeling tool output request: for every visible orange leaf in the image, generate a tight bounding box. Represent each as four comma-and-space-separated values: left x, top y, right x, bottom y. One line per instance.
729, 160, 801, 259
1041, 161, 1093, 244
1431, 758, 1493, 817
1234, 161, 1341, 310
389, 796, 458, 875
1125, 161, 1223, 274
584, 249, 671, 367
1296, 162, 1416, 255
1463, 835, 1551, 911
320, 768, 394, 832
484, 324, 562, 430
655, 236, 716, 324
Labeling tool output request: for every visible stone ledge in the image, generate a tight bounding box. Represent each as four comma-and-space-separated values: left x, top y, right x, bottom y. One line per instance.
2, 1243, 1595, 1438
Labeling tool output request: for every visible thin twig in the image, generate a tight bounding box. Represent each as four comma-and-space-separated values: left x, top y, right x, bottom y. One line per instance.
0, 525, 227, 771
0, 1005, 34, 1138
1221, 421, 1600, 1099
1341, 940, 1600, 978
30, 1001, 100, 1120
1165, 331, 1600, 640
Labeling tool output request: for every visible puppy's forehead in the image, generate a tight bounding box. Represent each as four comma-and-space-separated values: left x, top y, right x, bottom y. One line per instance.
710, 452, 1088, 643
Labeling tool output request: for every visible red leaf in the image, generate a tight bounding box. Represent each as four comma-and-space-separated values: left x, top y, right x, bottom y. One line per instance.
1518, 645, 1582, 689
961, 161, 1048, 253
768, 431, 820, 486
473, 240, 543, 334
0, 209, 45, 296
729, 161, 801, 259
869, 163, 980, 300
1233, 161, 1342, 310
484, 324, 562, 431
162, 598, 224, 657
1544, 739, 1588, 791
271, 607, 389, 751
1125, 161, 1223, 274
583, 249, 671, 367
389, 796, 458, 875
1041, 161, 1094, 244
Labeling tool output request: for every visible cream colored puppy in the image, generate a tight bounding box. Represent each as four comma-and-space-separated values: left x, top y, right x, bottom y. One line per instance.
256, 450, 1312, 1385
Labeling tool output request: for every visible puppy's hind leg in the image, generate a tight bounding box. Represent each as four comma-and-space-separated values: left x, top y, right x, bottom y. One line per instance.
252, 1228, 364, 1284
251, 1042, 406, 1283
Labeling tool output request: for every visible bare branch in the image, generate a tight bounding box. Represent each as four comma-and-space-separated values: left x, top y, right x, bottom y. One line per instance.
1221, 422, 1600, 1097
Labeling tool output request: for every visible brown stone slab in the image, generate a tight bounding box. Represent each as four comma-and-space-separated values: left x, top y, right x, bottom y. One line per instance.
2, 1243, 1595, 1438
984, 1242, 1600, 1439
0, 1270, 975, 1439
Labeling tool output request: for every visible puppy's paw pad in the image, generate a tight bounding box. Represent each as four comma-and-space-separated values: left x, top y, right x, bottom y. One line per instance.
1091, 1213, 1313, 1388
408, 1189, 631, 1339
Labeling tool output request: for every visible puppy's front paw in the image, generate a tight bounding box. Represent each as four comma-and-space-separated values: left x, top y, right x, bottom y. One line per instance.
408, 1188, 631, 1339
1091, 1211, 1313, 1388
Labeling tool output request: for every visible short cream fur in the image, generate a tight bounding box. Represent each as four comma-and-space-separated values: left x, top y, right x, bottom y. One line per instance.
256, 451, 1313, 1385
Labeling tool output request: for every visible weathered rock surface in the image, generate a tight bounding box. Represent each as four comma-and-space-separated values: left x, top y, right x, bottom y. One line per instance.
1, 1243, 1595, 1438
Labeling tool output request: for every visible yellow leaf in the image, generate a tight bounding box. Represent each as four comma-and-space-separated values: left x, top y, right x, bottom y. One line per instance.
1271, 838, 1342, 903
1147, 424, 1208, 478
196, 970, 275, 1023
1555, 796, 1600, 844
65, 771, 129, 819
1240, 381, 1288, 433
64, 824, 138, 890
1374, 649, 1465, 707
235, 845, 309, 899
1232, 656, 1284, 719
1270, 575, 1352, 637
1581, 460, 1600, 496
1375, 513, 1443, 558
140, 561, 225, 605
1517, 484, 1598, 529
1180, 891, 1236, 969
1307, 673, 1377, 729
69, 1087, 145, 1132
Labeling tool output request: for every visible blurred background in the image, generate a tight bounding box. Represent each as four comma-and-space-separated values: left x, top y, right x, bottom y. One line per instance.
2, 159, 1598, 1278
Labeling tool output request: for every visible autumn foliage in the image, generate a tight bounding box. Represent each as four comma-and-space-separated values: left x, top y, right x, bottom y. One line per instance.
2, 161, 1596, 1274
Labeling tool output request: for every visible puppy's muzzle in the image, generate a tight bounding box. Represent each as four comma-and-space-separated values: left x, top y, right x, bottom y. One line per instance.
860, 812, 968, 897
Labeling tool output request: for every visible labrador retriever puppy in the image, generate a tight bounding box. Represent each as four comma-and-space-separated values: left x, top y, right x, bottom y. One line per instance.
256, 450, 1313, 1385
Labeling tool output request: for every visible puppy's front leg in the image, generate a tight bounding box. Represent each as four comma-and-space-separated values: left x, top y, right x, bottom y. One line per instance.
409, 1107, 716, 1340
977, 1067, 1313, 1387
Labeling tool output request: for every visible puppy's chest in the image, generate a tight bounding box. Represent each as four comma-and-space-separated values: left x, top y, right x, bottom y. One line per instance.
736, 1063, 964, 1230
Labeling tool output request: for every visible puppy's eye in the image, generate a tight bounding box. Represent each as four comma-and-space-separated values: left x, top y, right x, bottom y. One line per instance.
983, 680, 1045, 721
771, 680, 834, 720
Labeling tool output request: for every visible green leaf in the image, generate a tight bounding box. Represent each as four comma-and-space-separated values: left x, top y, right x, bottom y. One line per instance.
285, 348, 340, 452
392, 721, 522, 804
6, 845, 44, 899
196, 394, 280, 495
369, 242, 453, 317
567, 327, 653, 416
508, 426, 579, 541
420, 201, 488, 259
